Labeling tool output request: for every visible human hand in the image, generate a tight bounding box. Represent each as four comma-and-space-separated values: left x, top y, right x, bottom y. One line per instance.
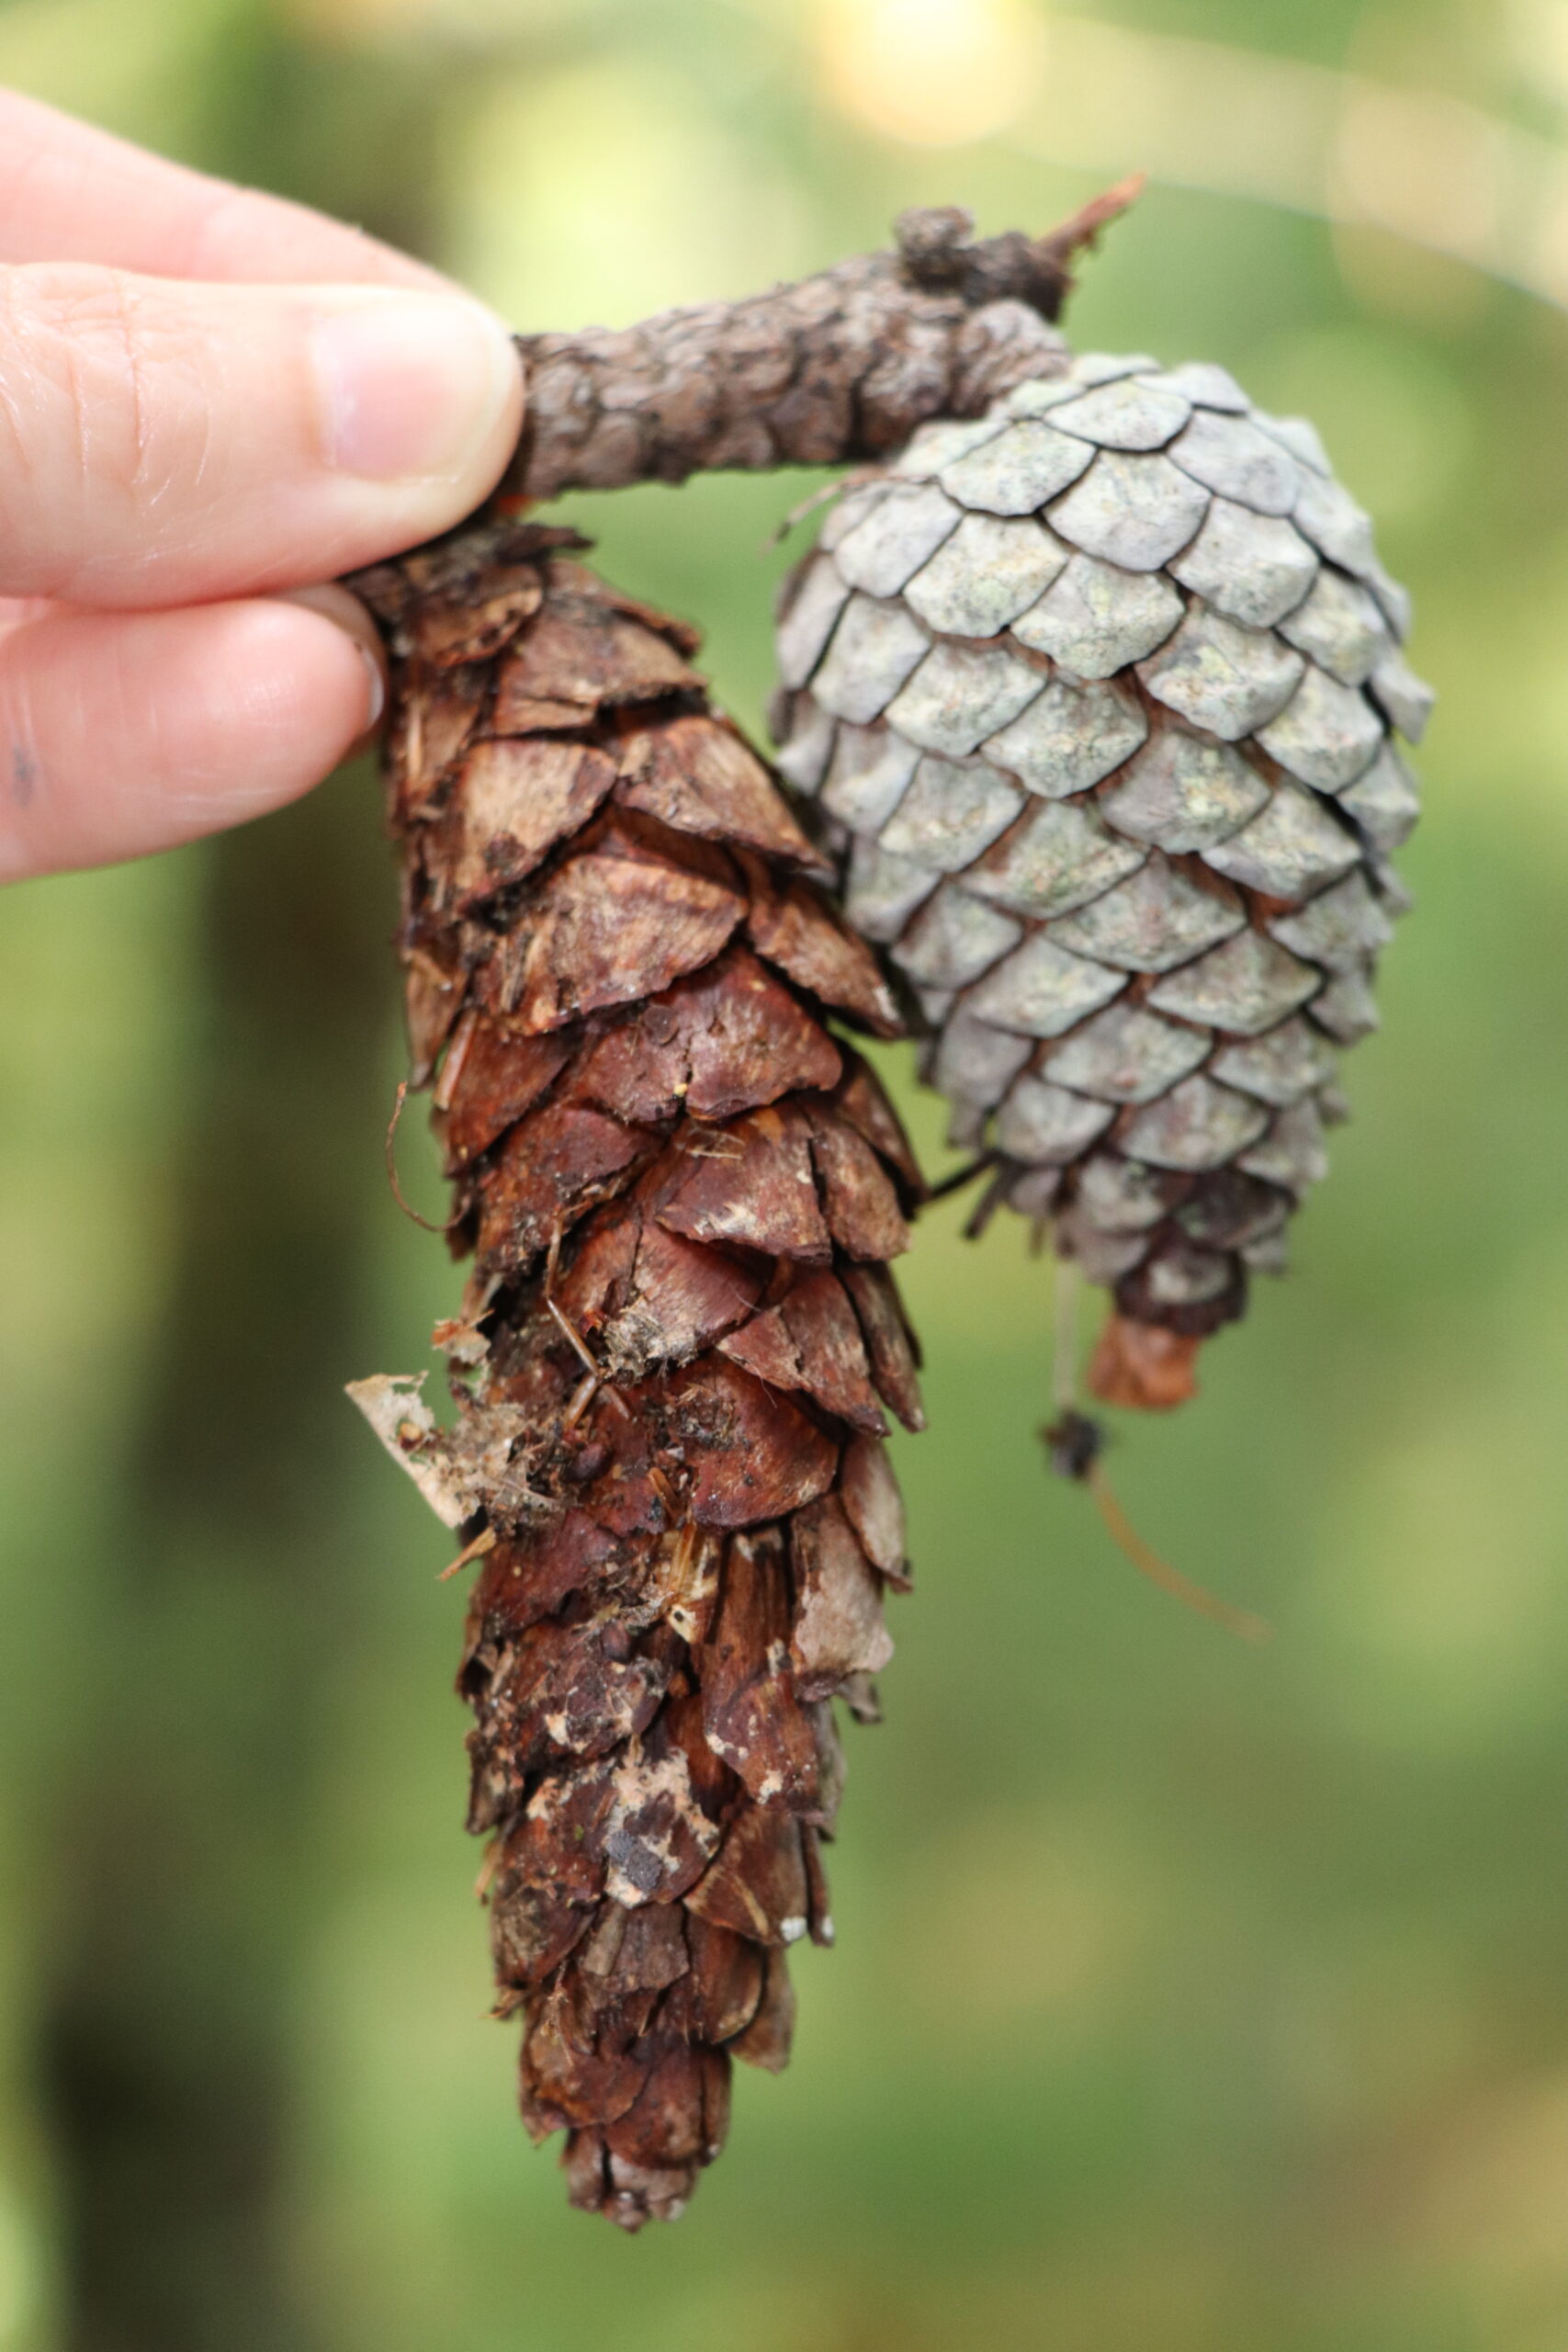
0, 90, 524, 882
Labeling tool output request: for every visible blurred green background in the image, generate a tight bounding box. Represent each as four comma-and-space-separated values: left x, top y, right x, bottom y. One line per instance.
3, 0, 1567, 2346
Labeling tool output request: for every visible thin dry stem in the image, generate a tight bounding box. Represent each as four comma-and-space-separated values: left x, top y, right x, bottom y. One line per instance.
1087, 1466, 1272, 1645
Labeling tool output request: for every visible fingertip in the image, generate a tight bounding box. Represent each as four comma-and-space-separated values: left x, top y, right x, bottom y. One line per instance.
0, 268, 525, 605
278, 582, 388, 735
0, 598, 386, 878
310, 291, 522, 503
164, 595, 384, 820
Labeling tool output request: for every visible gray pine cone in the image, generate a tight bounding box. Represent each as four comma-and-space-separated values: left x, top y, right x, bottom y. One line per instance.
771, 351, 1428, 1408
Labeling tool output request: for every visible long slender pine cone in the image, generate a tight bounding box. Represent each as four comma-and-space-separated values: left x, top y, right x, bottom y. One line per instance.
770, 352, 1431, 1408
346, 518, 925, 2229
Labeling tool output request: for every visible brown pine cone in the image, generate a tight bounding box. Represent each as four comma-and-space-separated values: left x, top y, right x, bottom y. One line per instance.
347, 518, 925, 2229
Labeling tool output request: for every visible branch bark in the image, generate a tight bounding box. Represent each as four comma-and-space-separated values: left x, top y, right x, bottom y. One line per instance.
501, 179, 1143, 503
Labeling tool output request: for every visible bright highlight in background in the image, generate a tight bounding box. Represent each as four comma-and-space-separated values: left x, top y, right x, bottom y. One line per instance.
818, 0, 1044, 147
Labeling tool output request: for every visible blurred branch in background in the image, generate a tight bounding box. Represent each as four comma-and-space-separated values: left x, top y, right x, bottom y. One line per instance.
1003, 19, 1568, 315
281, 0, 1568, 315
810, 0, 1568, 316
38, 779, 394, 2352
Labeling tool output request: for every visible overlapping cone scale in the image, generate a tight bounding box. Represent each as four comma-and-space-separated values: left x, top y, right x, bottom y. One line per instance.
351, 522, 924, 2228
772, 352, 1428, 1402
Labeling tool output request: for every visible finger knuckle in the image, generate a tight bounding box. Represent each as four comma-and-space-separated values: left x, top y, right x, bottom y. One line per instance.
0, 265, 217, 584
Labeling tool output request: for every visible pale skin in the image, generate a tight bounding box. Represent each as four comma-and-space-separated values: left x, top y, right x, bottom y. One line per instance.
0, 89, 526, 882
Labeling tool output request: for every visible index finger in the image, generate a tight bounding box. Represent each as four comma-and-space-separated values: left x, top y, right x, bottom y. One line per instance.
0, 88, 454, 288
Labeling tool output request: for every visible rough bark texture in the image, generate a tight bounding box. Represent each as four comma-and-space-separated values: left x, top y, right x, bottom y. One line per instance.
502, 187, 1140, 502
349, 523, 925, 2227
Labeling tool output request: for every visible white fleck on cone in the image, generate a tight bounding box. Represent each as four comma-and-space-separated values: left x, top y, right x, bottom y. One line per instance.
771, 352, 1428, 1408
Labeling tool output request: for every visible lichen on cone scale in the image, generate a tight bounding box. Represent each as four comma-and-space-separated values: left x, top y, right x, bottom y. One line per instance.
348, 521, 925, 2228
771, 350, 1430, 1407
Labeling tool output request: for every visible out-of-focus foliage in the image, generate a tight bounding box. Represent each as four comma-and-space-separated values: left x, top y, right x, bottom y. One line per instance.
5, 3, 1568, 2346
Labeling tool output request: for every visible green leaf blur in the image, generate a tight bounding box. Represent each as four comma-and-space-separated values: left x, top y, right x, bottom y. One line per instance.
3, 3, 1566, 2346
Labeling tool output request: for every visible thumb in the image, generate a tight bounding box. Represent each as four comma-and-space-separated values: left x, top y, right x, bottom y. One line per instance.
0, 264, 524, 606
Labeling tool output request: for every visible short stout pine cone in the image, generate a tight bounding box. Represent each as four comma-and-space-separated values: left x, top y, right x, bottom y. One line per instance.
350, 522, 925, 2228
771, 353, 1430, 1407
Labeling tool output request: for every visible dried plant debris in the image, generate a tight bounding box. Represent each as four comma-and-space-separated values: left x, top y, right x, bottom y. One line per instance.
773, 349, 1427, 1408
348, 522, 923, 2229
